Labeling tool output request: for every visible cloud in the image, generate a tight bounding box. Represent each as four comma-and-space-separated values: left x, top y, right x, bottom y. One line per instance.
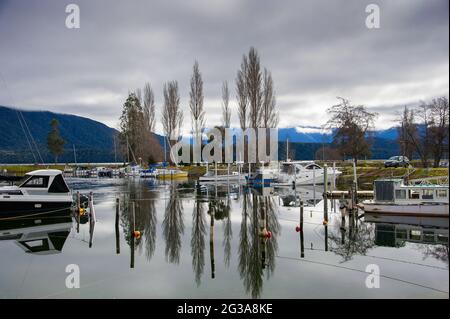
0, 0, 448, 133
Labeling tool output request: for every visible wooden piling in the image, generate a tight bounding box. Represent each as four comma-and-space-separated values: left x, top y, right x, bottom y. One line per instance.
300, 201, 304, 258
115, 197, 120, 254
130, 201, 135, 269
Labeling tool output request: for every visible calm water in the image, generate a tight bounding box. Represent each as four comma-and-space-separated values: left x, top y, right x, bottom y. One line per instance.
0, 178, 448, 299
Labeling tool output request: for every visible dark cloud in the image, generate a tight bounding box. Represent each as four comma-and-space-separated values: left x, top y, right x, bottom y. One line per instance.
0, 0, 448, 132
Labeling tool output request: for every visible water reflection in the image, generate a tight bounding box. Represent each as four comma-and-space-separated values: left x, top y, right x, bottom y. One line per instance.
0, 210, 72, 254
1, 179, 448, 298
191, 185, 206, 285
238, 187, 280, 298
162, 183, 184, 264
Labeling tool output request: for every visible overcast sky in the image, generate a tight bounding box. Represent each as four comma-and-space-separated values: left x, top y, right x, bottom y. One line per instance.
0, 0, 448, 134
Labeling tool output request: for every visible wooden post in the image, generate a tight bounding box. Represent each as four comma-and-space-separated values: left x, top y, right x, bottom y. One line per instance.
88, 192, 95, 248
300, 200, 304, 258
130, 201, 135, 269
115, 197, 120, 254
76, 191, 80, 233
210, 206, 215, 279
323, 164, 328, 222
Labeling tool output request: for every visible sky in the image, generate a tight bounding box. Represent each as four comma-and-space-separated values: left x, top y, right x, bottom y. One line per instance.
0, 0, 448, 134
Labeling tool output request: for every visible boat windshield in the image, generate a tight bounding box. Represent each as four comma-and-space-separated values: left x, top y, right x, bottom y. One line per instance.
19, 175, 49, 188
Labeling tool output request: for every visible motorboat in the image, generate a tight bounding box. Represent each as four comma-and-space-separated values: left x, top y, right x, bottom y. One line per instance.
246, 167, 278, 186
362, 179, 449, 217
275, 161, 341, 186
199, 171, 246, 183
0, 169, 73, 217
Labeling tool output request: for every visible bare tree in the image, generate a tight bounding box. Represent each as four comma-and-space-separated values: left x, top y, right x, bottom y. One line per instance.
189, 61, 205, 143
429, 97, 449, 167
143, 82, 156, 132
221, 81, 231, 128
246, 47, 263, 128
261, 68, 278, 128
162, 81, 183, 146
325, 97, 377, 165
397, 106, 417, 160
236, 56, 248, 131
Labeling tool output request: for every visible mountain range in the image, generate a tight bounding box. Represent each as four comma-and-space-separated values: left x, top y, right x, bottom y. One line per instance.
0, 105, 399, 163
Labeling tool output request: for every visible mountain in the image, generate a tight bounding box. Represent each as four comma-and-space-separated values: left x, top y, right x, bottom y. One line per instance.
0, 106, 122, 163
0, 105, 400, 163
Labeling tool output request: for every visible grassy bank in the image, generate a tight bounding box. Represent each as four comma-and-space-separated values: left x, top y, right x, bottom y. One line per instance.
0, 164, 67, 175
334, 165, 448, 190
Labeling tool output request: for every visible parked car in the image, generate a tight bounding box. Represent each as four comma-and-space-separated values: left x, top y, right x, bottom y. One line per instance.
384, 156, 410, 168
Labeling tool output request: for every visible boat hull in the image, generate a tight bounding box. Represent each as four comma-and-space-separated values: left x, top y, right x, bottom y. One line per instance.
362, 201, 449, 217
0, 201, 73, 218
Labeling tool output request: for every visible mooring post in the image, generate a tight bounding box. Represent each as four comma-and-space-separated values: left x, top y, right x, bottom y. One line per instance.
300, 200, 304, 258
115, 197, 120, 254
323, 164, 328, 222
210, 206, 215, 279
76, 191, 80, 233
130, 201, 135, 269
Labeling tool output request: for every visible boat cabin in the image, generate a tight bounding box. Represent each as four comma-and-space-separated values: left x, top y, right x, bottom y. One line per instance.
18, 170, 70, 193
374, 179, 449, 204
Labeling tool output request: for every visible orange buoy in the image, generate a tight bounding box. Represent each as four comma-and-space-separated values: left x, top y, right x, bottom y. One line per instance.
78, 208, 84, 216
322, 220, 328, 226
133, 230, 141, 239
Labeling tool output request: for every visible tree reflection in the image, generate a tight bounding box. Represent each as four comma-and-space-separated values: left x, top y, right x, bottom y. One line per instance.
119, 181, 158, 262
238, 189, 280, 298
191, 186, 206, 286
162, 183, 184, 264
419, 245, 449, 267
223, 196, 233, 268
328, 213, 375, 262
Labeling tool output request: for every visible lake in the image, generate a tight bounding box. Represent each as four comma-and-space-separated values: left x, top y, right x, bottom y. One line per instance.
0, 178, 448, 299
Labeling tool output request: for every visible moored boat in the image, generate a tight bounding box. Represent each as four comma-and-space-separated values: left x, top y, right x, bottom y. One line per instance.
362, 179, 449, 217
0, 169, 73, 217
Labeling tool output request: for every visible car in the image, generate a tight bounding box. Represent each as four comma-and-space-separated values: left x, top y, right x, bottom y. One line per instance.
384, 156, 410, 168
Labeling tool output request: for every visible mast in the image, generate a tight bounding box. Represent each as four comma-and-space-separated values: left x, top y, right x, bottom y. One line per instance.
73, 144, 77, 165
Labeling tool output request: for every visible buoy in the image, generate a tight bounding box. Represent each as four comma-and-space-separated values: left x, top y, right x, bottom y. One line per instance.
295, 226, 301, 232
78, 208, 84, 216
323, 220, 328, 226
266, 231, 272, 239
133, 230, 141, 239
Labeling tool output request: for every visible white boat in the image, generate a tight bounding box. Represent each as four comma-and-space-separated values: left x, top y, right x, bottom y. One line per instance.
275, 161, 341, 186
0, 169, 73, 217
199, 171, 246, 183
362, 179, 449, 217
125, 165, 144, 177
247, 167, 278, 186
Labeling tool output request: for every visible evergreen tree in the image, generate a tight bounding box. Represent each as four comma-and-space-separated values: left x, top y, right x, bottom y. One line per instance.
47, 118, 65, 163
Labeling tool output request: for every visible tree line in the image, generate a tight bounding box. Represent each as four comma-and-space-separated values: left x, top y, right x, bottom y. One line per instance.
118, 47, 279, 165
322, 96, 448, 167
